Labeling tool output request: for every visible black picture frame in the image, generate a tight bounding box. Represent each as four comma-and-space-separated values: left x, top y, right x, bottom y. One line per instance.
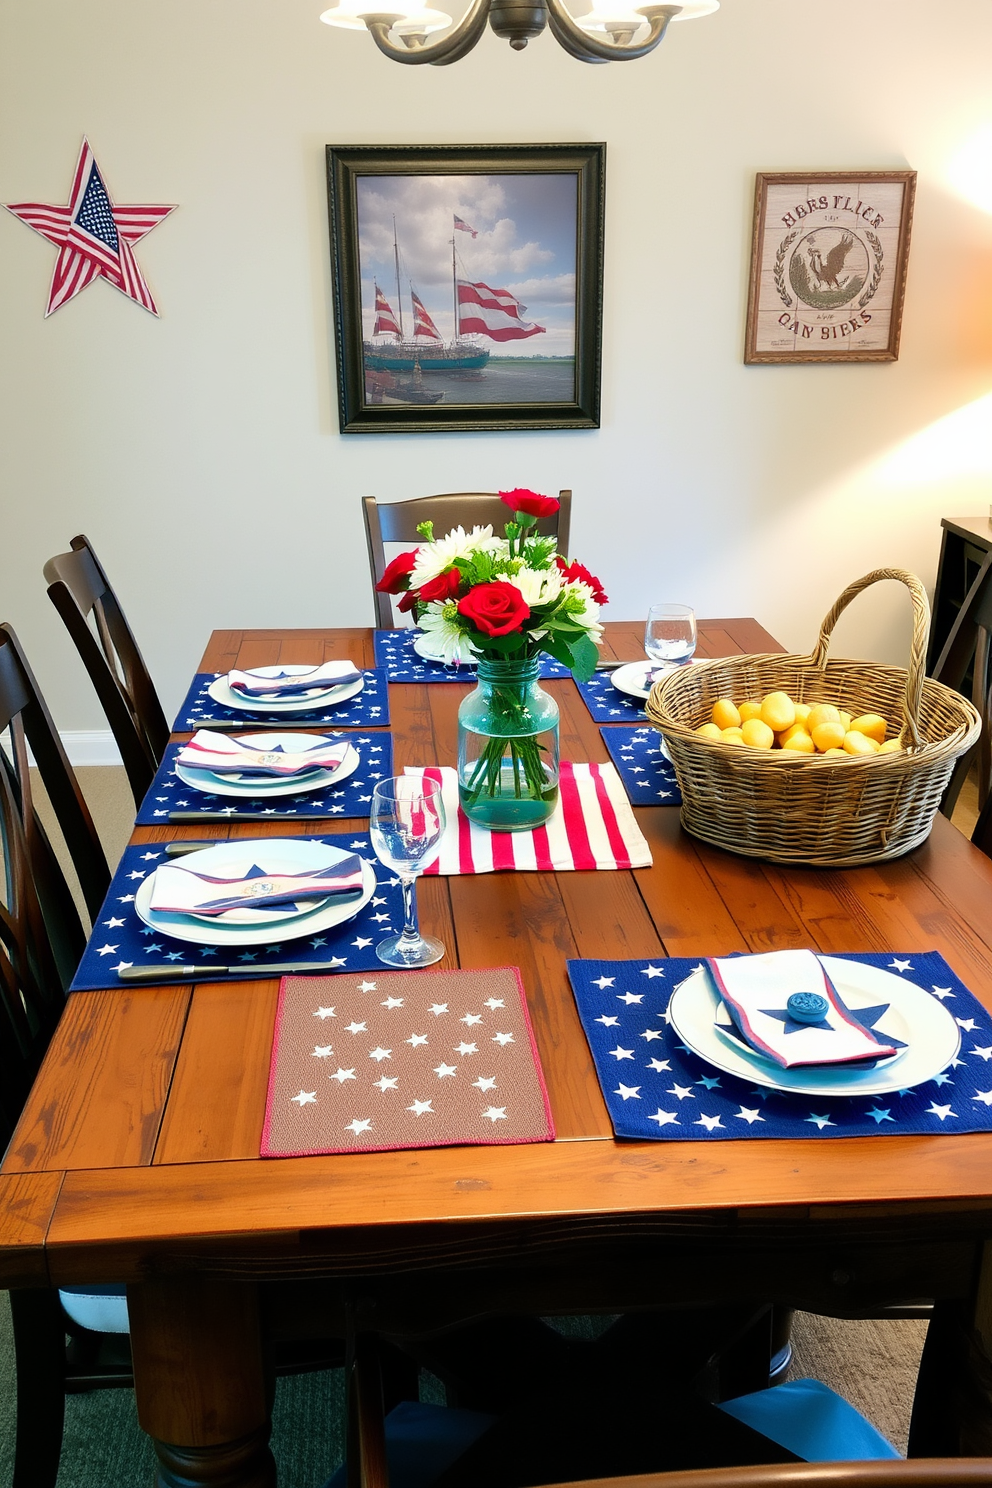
326, 143, 605, 434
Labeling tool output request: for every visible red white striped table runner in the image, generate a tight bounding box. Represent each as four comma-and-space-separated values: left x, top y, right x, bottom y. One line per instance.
406, 764, 652, 875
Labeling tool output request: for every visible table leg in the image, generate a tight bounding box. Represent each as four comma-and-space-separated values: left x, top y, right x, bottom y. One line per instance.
127, 1276, 276, 1488
909, 1240, 992, 1456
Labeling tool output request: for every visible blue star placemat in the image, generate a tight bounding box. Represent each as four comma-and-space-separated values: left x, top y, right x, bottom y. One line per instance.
134, 734, 394, 825
575, 672, 647, 722
374, 630, 569, 683
172, 671, 389, 731
70, 834, 404, 990
568, 952, 992, 1141
599, 726, 680, 806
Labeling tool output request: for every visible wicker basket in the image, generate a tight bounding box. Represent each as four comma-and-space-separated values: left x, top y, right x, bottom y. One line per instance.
644, 569, 981, 867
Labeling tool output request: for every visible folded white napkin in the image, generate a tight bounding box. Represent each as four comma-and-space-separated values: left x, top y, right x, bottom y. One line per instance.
706, 949, 897, 1070
227, 661, 361, 698
176, 730, 351, 779
149, 854, 364, 917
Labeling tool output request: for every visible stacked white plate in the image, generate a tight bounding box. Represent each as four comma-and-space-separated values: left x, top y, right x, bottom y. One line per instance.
135, 838, 375, 947
176, 733, 360, 800
668, 956, 961, 1097
208, 665, 364, 713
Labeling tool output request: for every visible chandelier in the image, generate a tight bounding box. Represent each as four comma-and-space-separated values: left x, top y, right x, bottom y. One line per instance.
319, 0, 718, 65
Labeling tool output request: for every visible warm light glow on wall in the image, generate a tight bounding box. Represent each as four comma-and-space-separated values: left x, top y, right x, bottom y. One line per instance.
945, 124, 992, 216
873, 392, 992, 489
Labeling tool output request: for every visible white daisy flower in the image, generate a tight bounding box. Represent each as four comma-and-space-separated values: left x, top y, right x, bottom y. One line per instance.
418, 605, 480, 665
513, 565, 564, 608
568, 587, 604, 639
410, 526, 496, 588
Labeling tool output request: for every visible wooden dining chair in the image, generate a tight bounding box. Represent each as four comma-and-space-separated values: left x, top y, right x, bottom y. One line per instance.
364, 491, 572, 627
932, 549, 992, 819
43, 534, 170, 808
0, 623, 111, 990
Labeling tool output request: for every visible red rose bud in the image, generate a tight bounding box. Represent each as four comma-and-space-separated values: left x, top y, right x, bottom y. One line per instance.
418, 568, 463, 604
396, 589, 419, 614
458, 582, 530, 638
375, 550, 419, 594
555, 557, 608, 605
499, 488, 560, 520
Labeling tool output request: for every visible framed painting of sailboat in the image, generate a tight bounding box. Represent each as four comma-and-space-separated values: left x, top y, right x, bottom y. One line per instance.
326, 144, 604, 433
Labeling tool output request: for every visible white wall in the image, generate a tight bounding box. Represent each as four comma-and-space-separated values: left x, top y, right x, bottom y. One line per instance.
1, 0, 991, 731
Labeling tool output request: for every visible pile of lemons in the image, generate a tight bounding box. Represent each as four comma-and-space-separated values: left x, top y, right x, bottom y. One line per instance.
695, 692, 902, 756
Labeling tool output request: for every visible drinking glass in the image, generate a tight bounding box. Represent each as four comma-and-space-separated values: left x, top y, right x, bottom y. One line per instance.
369, 776, 446, 967
644, 604, 697, 680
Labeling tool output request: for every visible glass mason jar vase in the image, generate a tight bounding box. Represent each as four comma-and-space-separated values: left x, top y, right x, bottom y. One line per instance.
457, 657, 560, 831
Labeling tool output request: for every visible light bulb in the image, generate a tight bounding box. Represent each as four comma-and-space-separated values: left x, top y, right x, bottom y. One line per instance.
320, 0, 452, 32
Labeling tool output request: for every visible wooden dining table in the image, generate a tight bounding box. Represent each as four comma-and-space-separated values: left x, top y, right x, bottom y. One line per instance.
4, 618, 992, 1487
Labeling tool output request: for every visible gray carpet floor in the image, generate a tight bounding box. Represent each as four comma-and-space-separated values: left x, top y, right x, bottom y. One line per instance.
2, 765, 939, 1482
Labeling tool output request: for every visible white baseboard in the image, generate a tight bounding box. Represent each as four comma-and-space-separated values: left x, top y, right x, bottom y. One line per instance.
60, 731, 123, 767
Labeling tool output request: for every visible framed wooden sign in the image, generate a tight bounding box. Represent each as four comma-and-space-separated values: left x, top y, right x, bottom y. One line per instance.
744, 170, 916, 364
326, 143, 604, 434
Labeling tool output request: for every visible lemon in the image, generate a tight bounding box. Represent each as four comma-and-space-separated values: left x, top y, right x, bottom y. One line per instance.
839, 710, 852, 732
851, 712, 887, 744
781, 730, 815, 754
823, 747, 847, 757
794, 702, 812, 726
843, 731, 880, 756
721, 727, 745, 745
738, 700, 763, 723
696, 723, 723, 740
878, 738, 903, 754
811, 720, 846, 753
807, 703, 841, 733
741, 717, 775, 750
777, 723, 807, 746
760, 691, 796, 732
712, 698, 742, 730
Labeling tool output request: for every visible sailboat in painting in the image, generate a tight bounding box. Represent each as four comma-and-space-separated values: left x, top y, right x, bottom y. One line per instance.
364, 215, 545, 379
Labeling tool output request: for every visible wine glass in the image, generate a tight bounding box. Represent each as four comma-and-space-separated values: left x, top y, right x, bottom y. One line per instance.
644, 604, 697, 682
369, 776, 446, 967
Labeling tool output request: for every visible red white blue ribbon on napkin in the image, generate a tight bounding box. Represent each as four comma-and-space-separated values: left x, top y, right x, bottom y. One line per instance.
228, 661, 362, 698
176, 731, 352, 779
149, 855, 366, 916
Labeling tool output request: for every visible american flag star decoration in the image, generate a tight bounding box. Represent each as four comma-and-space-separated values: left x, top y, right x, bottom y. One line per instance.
3, 138, 176, 316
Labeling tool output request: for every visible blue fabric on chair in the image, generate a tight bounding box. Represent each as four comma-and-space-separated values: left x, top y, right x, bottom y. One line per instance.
58, 1284, 130, 1334
718, 1379, 900, 1462
323, 1401, 497, 1488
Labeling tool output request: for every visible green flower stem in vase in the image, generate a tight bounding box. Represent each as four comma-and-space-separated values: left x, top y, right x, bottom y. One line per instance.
457, 656, 560, 831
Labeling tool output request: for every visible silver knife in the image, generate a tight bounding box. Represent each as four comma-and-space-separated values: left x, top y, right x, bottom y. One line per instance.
118, 960, 350, 982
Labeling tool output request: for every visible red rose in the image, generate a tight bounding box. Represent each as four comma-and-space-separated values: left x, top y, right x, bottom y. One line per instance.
555, 557, 608, 605
396, 589, 418, 614
499, 488, 560, 520
375, 550, 418, 594
418, 568, 463, 604
458, 582, 530, 638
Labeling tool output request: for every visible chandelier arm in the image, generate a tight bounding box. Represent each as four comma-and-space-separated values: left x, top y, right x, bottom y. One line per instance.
362, 0, 491, 65
544, 0, 679, 61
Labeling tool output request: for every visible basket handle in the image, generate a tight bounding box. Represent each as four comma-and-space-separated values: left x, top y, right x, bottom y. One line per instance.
808, 568, 930, 749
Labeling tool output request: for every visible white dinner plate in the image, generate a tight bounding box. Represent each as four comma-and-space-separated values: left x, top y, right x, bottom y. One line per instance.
208, 665, 364, 715
610, 660, 697, 701
668, 956, 961, 1097
412, 633, 478, 668
135, 838, 376, 946
175, 735, 360, 799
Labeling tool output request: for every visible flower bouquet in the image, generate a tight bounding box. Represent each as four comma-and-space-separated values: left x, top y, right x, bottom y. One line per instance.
376, 489, 608, 830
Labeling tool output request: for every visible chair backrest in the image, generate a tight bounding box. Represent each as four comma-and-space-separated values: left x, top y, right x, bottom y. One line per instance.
0, 625, 110, 990
0, 746, 67, 1153
933, 549, 992, 819
545, 1466, 992, 1488
44, 534, 169, 808
363, 491, 573, 628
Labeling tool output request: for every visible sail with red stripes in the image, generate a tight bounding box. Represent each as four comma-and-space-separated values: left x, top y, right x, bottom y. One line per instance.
411, 289, 443, 341
456, 279, 545, 342
372, 282, 401, 338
